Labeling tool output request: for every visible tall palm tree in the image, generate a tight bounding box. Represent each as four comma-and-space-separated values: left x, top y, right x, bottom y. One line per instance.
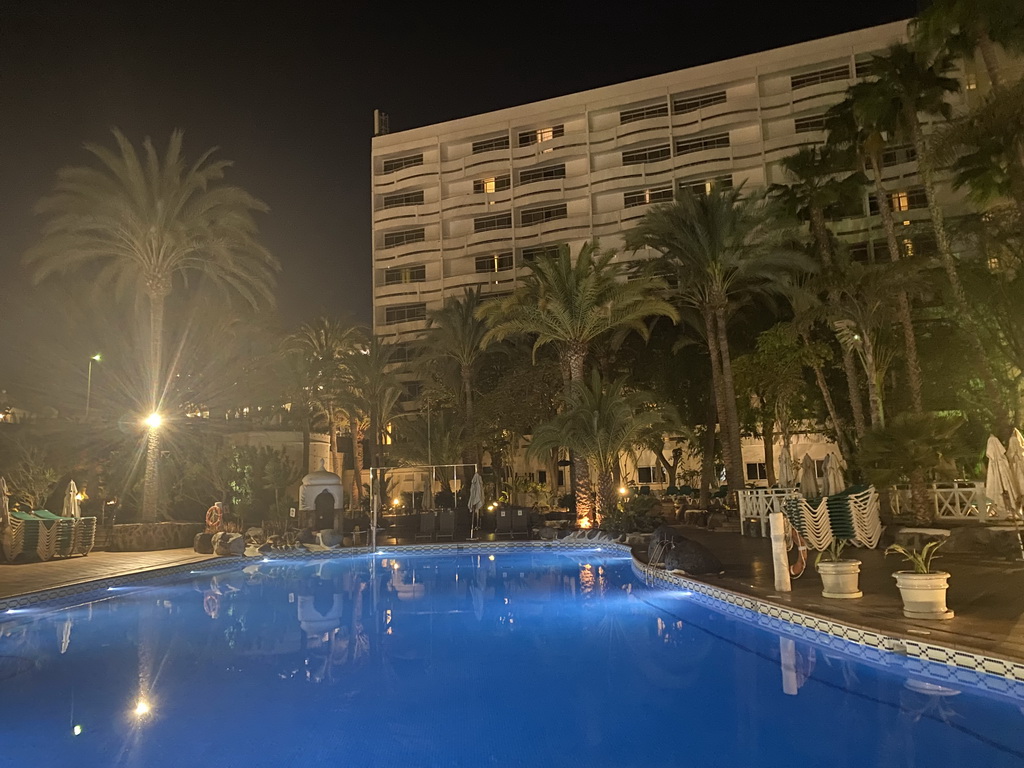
865, 43, 1007, 430
772, 145, 869, 440
826, 89, 926, 414
286, 317, 363, 481
625, 186, 811, 497
480, 241, 676, 523
348, 337, 405, 475
26, 129, 277, 521
529, 371, 670, 517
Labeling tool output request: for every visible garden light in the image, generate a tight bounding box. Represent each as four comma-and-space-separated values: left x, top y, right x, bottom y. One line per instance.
143, 412, 162, 429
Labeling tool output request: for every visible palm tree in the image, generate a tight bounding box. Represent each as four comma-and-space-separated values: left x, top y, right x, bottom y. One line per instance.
348, 337, 405, 475
826, 89, 926, 414
625, 186, 811, 497
529, 371, 670, 517
866, 43, 1008, 430
911, 0, 1024, 90
479, 241, 676, 523
26, 129, 277, 521
772, 145, 869, 440
286, 317, 363, 481
418, 287, 491, 468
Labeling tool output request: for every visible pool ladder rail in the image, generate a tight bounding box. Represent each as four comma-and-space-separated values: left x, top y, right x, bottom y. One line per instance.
645, 540, 671, 585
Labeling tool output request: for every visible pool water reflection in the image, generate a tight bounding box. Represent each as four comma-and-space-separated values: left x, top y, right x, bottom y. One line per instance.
0, 548, 1023, 767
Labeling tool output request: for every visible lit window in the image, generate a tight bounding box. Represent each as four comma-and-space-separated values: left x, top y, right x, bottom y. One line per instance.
966, 75, 978, 91
892, 191, 910, 212
473, 175, 510, 194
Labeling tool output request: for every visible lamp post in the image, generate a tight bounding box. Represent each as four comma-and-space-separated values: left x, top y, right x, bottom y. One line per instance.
85, 354, 101, 420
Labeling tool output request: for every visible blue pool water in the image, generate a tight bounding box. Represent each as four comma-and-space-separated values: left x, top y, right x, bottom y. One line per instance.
1, 547, 1023, 767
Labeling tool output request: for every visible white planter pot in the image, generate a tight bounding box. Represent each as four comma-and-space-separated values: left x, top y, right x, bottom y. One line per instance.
817, 559, 862, 599
893, 571, 954, 620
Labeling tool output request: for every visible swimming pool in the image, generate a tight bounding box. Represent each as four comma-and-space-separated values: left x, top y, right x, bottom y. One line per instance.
1, 546, 1022, 767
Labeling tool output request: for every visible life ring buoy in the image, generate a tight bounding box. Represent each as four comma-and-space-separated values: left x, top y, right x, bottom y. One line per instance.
205, 504, 223, 531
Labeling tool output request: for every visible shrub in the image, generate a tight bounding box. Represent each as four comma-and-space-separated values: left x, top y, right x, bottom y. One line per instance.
601, 494, 663, 535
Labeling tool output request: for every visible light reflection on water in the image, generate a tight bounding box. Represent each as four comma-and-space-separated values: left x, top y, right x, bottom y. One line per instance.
0, 550, 1022, 768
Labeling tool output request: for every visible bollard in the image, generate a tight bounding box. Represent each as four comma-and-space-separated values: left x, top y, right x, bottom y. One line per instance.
769, 510, 792, 593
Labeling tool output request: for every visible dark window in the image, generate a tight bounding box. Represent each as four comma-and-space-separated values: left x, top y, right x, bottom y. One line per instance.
557, 469, 565, 487
881, 145, 917, 167
521, 204, 567, 226
382, 190, 424, 209
472, 135, 510, 154
622, 143, 671, 165
390, 342, 414, 363
384, 304, 427, 325
620, 102, 669, 124
474, 212, 512, 233
794, 114, 826, 133
382, 154, 424, 173
521, 244, 563, 263
473, 175, 511, 194
400, 380, 423, 401
518, 125, 565, 147
745, 462, 768, 481
624, 187, 673, 208
675, 133, 730, 156
383, 265, 426, 285
475, 252, 514, 273
672, 90, 727, 115
383, 228, 426, 248
637, 466, 665, 484
519, 164, 566, 185
854, 58, 874, 79
791, 64, 851, 90
678, 175, 734, 196
537, 470, 547, 485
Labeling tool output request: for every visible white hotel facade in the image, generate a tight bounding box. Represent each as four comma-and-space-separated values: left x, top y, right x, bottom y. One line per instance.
369, 19, 987, 490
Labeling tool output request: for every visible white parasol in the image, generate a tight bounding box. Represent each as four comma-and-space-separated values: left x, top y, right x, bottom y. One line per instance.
1005, 429, 1024, 509
986, 435, 1016, 515
799, 454, 819, 499
468, 472, 484, 540
777, 450, 795, 488
62, 480, 82, 519
822, 452, 847, 498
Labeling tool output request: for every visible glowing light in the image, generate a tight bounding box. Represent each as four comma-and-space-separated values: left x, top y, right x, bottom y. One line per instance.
75, 493, 84, 502
618, 487, 628, 495
91, 354, 102, 362
133, 699, 151, 717
73, 725, 83, 736
143, 412, 162, 429
391, 498, 401, 506
488, 555, 495, 561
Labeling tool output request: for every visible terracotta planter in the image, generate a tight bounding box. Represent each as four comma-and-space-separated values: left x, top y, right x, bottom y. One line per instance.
817, 559, 862, 599
893, 571, 954, 620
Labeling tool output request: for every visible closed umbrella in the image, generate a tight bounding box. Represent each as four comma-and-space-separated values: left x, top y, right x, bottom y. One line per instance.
989, 434, 1024, 560
62, 480, 82, 519
777, 450, 795, 489
0, 476, 9, 526
468, 472, 484, 540
823, 452, 846, 498
1005, 429, 1024, 507
799, 454, 819, 499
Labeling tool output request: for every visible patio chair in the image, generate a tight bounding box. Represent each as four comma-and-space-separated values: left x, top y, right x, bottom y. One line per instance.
415, 511, 436, 541
511, 508, 529, 538
495, 508, 512, 538
437, 509, 455, 540
31, 509, 76, 557
2, 509, 58, 561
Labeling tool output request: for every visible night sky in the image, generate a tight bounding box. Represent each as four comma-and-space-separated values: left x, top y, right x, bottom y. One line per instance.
0, 1, 919, 378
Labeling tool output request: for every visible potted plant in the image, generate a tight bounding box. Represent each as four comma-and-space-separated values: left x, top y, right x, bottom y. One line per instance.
815, 538, 862, 599
885, 540, 954, 620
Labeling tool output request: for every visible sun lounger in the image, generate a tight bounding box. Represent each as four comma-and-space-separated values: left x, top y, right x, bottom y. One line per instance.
2, 509, 58, 561
416, 511, 436, 541
31, 510, 76, 557
511, 508, 529, 538
495, 508, 512, 538
437, 509, 455, 540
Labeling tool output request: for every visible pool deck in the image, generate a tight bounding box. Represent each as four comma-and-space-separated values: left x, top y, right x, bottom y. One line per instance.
2, 530, 1022, 667
658, 526, 1024, 666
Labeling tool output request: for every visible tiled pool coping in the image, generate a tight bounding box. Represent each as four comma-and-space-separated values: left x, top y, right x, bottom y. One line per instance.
2, 539, 1022, 696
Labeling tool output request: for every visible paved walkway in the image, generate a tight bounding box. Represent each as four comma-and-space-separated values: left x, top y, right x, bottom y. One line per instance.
668, 526, 1024, 664
0, 549, 212, 600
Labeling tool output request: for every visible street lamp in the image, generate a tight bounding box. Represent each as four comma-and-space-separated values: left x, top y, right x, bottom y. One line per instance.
85, 354, 101, 420
143, 412, 163, 429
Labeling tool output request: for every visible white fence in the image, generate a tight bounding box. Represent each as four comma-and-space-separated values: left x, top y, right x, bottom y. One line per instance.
738, 481, 1012, 537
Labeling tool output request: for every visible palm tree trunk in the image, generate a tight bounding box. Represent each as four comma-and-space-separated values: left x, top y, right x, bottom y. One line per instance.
715, 305, 746, 496
977, 30, 1003, 91
869, 154, 925, 413
911, 121, 1008, 433
142, 292, 165, 523
800, 330, 850, 457
762, 415, 776, 487
700, 397, 717, 508
703, 309, 738, 495
861, 334, 885, 428
566, 343, 594, 525
596, 468, 616, 522
841, 347, 868, 440
351, 422, 364, 507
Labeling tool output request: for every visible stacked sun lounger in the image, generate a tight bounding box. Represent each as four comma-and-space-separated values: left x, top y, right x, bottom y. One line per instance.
0, 510, 98, 561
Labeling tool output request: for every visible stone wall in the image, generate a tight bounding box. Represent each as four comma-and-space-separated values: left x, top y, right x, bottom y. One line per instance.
108, 522, 204, 552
